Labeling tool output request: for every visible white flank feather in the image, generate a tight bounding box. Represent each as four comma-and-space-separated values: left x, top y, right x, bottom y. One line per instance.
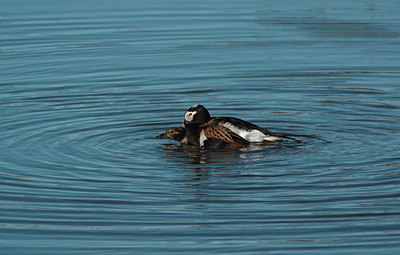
223, 123, 280, 142
199, 133, 208, 147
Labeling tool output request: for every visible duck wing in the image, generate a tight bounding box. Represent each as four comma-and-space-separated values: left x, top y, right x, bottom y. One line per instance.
213, 117, 329, 142
213, 117, 265, 131
200, 119, 249, 145
202, 126, 248, 144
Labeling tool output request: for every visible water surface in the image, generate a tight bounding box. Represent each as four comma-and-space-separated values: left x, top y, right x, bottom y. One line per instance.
1, 0, 400, 254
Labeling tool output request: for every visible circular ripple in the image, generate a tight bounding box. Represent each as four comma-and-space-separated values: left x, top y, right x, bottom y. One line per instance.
1, 1, 400, 253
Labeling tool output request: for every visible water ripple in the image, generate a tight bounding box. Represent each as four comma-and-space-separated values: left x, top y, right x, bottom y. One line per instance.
1, 0, 400, 254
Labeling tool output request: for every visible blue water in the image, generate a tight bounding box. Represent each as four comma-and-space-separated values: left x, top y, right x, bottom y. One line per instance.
1, 0, 400, 254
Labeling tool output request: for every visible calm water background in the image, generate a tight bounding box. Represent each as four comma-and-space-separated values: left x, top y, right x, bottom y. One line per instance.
1, 0, 400, 254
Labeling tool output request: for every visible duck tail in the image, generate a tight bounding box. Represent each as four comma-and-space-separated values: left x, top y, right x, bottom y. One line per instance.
269, 132, 331, 143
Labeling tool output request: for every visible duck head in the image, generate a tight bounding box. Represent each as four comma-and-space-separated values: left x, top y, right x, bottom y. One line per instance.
156, 127, 186, 141
183, 104, 211, 126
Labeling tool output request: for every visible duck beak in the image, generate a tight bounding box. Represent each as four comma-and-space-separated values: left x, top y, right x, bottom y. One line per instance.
155, 133, 166, 139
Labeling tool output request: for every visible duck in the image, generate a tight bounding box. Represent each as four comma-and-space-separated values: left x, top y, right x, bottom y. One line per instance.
156, 126, 246, 149
183, 104, 322, 147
